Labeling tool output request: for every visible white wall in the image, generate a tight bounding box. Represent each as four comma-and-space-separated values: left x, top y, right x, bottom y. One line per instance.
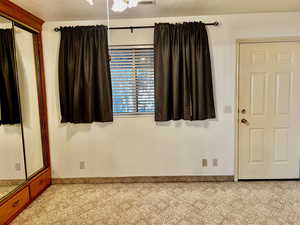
43, 12, 300, 178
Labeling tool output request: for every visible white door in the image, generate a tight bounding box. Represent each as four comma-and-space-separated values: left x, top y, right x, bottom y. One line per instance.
238, 41, 300, 179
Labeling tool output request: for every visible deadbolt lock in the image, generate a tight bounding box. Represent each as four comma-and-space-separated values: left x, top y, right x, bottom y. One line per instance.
241, 109, 246, 114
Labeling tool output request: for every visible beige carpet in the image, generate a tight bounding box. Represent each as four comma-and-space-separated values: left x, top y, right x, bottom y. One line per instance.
11, 182, 300, 225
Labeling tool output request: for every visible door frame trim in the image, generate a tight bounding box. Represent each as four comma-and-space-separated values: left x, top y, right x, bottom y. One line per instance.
234, 37, 300, 181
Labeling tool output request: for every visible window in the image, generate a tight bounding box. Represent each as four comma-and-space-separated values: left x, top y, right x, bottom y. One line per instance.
110, 46, 154, 115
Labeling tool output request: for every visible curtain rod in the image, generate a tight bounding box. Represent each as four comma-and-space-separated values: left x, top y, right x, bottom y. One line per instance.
54, 21, 219, 32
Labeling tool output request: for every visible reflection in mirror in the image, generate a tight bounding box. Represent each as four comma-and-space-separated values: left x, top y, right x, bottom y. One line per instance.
0, 16, 26, 199
14, 25, 44, 178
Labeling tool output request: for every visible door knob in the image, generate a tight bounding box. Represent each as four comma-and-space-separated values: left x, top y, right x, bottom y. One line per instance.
241, 118, 248, 124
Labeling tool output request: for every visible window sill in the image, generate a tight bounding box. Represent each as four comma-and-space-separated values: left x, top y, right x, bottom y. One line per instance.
113, 113, 154, 118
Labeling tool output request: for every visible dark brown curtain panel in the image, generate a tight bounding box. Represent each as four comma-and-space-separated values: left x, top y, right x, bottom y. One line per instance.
0, 29, 21, 125
58, 25, 113, 123
154, 22, 216, 121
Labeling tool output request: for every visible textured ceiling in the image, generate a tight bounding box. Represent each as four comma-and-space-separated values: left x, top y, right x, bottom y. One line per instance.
10, 0, 300, 21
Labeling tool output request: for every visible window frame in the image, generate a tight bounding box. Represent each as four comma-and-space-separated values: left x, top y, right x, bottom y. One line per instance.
109, 44, 155, 116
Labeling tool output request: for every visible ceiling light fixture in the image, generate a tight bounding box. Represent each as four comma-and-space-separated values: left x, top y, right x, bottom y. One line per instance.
85, 0, 94, 6
112, 0, 140, 12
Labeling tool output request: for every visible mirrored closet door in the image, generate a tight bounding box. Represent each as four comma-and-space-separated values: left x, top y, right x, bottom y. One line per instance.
14, 24, 44, 178
0, 17, 45, 201
0, 16, 26, 200
0, 2, 51, 224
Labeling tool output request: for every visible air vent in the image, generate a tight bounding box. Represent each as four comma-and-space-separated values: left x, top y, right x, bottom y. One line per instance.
139, 0, 156, 5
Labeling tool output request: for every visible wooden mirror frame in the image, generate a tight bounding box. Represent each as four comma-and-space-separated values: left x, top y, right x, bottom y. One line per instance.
0, 1, 51, 225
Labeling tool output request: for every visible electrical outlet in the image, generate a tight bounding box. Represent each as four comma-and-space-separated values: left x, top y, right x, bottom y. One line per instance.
15, 163, 21, 171
80, 161, 86, 170
202, 159, 208, 167
213, 159, 218, 167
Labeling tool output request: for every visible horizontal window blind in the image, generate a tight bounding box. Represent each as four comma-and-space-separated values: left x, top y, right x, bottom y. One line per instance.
109, 46, 154, 114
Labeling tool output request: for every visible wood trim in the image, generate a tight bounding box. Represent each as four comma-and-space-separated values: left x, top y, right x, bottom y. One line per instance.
1, 200, 29, 225
0, 187, 30, 225
0, 182, 28, 207
0, 1, 44, 32
33, 33, 51, 169
52, 176, 234, 184
28, 169, 51, 201
234, 40, 241, 182
0, 168, 50, 206
0, 168, 51, 225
